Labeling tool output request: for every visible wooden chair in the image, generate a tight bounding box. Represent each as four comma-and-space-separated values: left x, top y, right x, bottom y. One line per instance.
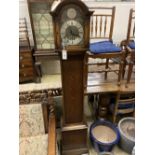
122, 9, 135, 85
84, 7, 126, 119
112, 90, 135, 123
84, 7, 125, 87
19, 99, 57, 155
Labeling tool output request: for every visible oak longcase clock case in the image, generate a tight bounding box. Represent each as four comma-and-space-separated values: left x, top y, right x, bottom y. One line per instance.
51, 0, 93, 155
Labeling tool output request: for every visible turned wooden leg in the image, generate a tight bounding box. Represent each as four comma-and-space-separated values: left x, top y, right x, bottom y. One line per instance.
127, 62, 134, 84
105, 58, 109, 80
122, 60, 127, 79
122, 51, 128, 79
97, 94, 110, 119
112, 92, 120, 123
127, 52, 134, 85
121, 45, 128, 79
88, 94, 95, 103
35, 62, 42, 83
118, 60, 123, 86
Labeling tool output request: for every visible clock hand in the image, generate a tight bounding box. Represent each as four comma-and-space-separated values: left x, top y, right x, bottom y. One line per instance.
69, 28, 76, 40
72, 31, 80, 38
72, 31, 77, 38
70, 28, 73, 35
71, 28, 80, 37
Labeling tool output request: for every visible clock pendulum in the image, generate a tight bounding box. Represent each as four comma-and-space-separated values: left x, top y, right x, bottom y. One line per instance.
51, 0, 93, 154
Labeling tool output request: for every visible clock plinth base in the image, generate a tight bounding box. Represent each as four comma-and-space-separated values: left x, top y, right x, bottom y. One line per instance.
62, 147, 88, 155
61, 124, 88, 155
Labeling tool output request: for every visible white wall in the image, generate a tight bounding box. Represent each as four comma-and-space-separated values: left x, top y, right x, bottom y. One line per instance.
85, 1, 135, 43
19, 0, 135, 75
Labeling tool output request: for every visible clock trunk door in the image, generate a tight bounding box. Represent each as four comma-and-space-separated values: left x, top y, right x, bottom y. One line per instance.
61, 53, 85, 124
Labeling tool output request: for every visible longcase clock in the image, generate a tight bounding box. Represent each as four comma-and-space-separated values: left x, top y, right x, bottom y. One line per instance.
51, 0, 93, 155
27, 0, 55, 57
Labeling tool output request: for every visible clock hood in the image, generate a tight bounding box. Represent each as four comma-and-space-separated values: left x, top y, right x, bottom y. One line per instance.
50, 0, 93, 18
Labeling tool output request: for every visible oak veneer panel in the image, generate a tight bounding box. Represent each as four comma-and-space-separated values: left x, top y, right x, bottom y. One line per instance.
61, 54, 85, 124
62, 126, 87, 155
62, 148, 88, 155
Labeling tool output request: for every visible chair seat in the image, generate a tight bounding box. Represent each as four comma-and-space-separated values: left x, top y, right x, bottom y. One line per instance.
89, 41, 121, 54
20, 134, 48, 155
128, 41, 135, 49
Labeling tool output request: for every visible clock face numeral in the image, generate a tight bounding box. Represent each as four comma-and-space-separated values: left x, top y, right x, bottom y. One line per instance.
61, 20, 84, 46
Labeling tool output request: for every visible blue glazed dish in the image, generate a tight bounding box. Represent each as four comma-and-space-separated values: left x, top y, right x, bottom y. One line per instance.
90, 120, 120, 153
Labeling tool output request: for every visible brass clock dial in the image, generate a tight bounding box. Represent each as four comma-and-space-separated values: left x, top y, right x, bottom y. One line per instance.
67, 8, 77, 19
59, 4, 85, 47
61, 20, 84, 46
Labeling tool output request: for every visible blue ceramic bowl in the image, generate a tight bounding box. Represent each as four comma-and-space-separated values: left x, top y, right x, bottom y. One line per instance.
90, 120, 120, 153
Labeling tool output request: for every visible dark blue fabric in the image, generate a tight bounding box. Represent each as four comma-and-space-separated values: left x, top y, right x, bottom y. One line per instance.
110, 102, 135, 109
109, 102, 135, 114
89, 41, 121, 54
128, 41, 135, 49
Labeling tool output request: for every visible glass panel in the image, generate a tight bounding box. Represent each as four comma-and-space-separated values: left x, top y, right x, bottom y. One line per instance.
30, 3, 54, 49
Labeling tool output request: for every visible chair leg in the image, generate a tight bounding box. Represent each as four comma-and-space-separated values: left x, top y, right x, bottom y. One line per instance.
97, 94, 110, 119
122, 51, 128, 79
122, 59, 127, 79
105, 58, 109, 80
127, 62, 134, 84
88, 95, 95, 103
35, 62, 42, 77
35, 62, 42, 83
118, 61, 123, 86
112, 92, 120, 123
127, 51, 134, 85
